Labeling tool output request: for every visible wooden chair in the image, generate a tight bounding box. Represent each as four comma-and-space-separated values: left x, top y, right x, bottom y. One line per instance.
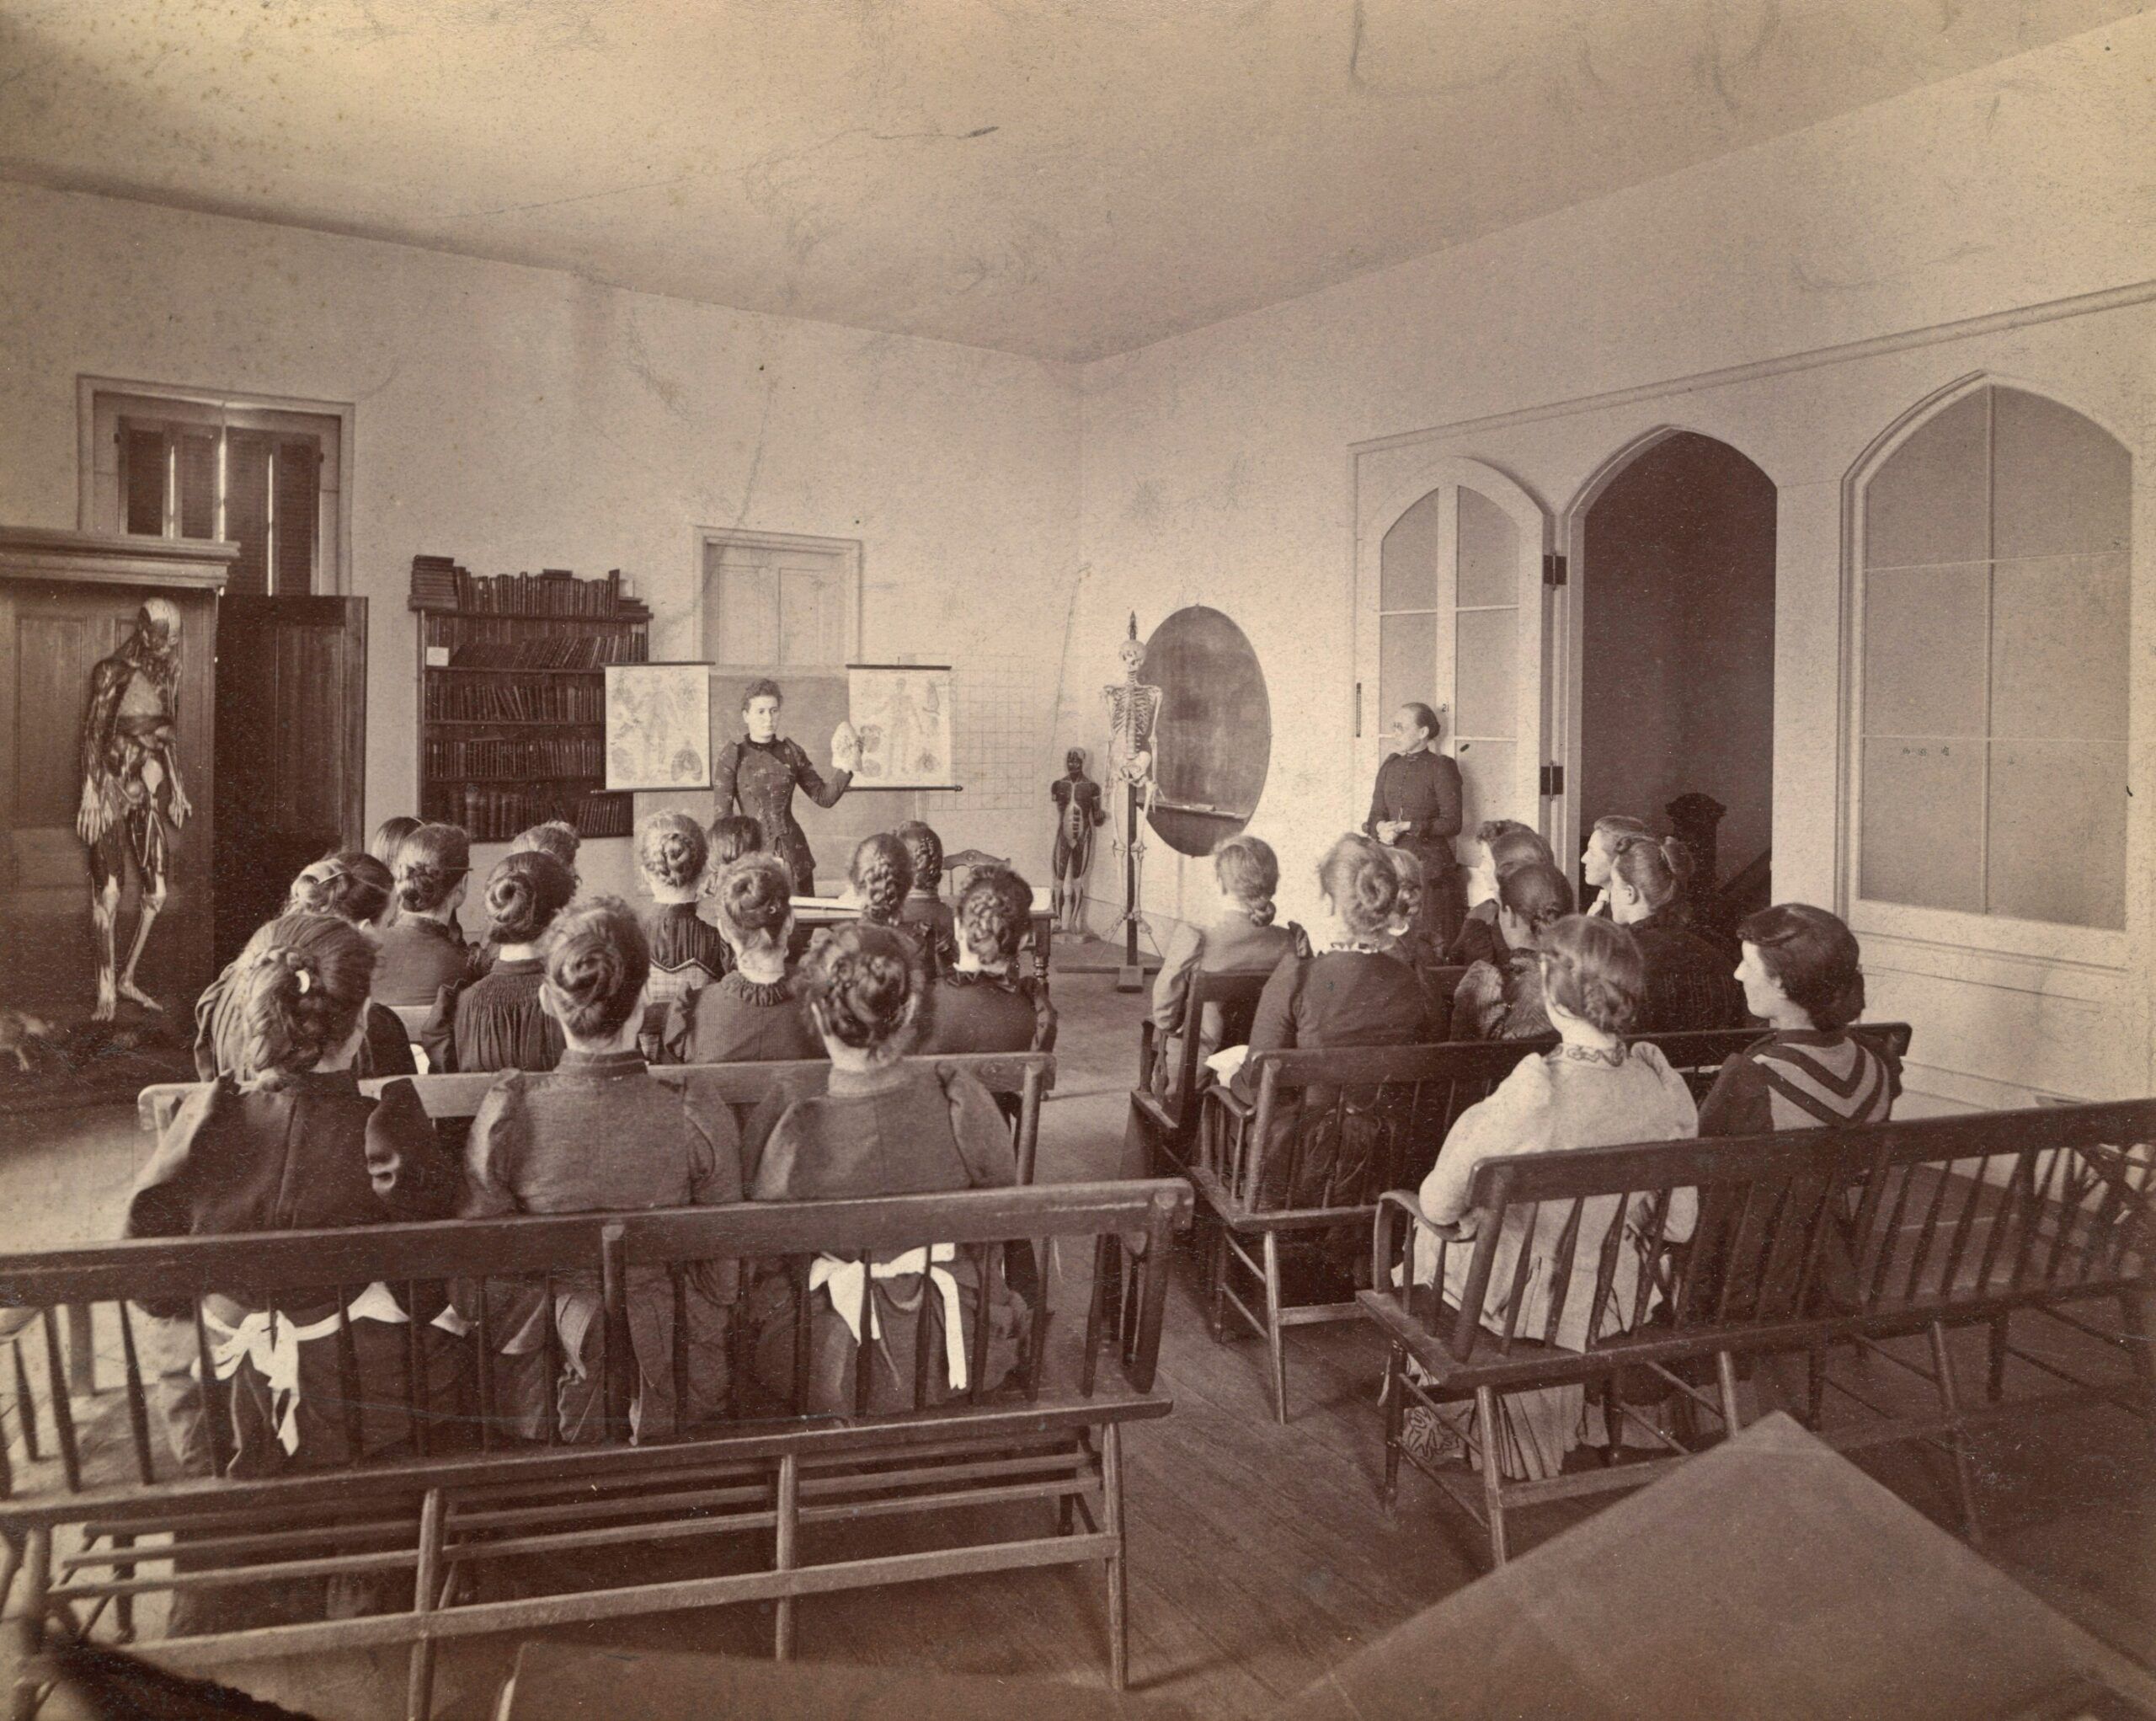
1126, 969, 1273, 1177
1194, 1023, 1915, 1423
1198, 1040, 1540, 1421
1364, 1098, 2156, 1565
0, 1177, 1189, 1718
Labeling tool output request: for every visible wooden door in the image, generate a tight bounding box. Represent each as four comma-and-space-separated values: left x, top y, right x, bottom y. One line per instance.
213, 596, 366, 964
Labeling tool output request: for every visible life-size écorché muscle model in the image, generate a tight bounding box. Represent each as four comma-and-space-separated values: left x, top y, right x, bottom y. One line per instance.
1049, 747, 1107, 933
76, 598, 189, 1021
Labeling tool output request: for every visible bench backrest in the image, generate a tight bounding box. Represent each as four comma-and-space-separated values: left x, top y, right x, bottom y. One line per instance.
1219, 1024, 1914, 1215
0, 1177, 1188, 1513
1142, 969, 1276, 1136
139, 1052, 1058, 1184
1383, 1098, 2154, 1366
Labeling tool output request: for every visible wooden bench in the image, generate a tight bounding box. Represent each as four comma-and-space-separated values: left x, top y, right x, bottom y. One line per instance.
1197, 1024, 1913, 1421
140, 1053, 1056, 1187
1362, 1098, 2154, 1566
0, 1177, 1190, 1718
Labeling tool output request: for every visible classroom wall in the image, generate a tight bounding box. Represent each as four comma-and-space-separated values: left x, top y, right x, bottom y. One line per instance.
1071, 18, 2156, 1104
0, 185, 1085, 895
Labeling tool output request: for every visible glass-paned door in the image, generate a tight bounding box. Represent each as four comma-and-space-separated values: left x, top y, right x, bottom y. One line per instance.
1366, 461, 1550, 841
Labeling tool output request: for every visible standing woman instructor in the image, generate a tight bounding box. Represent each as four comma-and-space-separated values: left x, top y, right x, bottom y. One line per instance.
712, 679, 862, 895
1365, 702, 1465, 959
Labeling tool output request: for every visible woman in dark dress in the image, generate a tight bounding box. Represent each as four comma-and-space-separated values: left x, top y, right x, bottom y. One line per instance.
638, 811, 730, 1012
895, 820, 961, 979
661, 854, 825, 1065
920, 865, 1057, 1057
195, 852, 418, 1082
1364, 703, 1465, 956
374, 823, 476, 1006
1606, 834, 1743, 1034
743, 922, 1028, 1414
1449, 860, 1574, 1042
1448, 819, 1556, 968
710, 678, 862, 895
424, 850, 576, 1073
1232, 834, 1438, 1210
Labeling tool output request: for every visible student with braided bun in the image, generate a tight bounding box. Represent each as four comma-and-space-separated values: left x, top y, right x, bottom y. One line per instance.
661, 853, 824, 1065
507, 819, 581, 883
743, 922, 1028, 1414
1411, 914, 1697, 1481
894, 820, 960, 978
127, 914, 460, 1515
637, 810, 729, 1012
458, 899, 741, 1443
194, 852, 416, 1082
846, 830, 915, 931
1606, 831, 1743, 1033
921, 864, 1057, 1058
1448, 860, 1575, 1041
1230, 833, 1438, 1211
422, 850, 577, 1073
374, 822, 476, 1005
1448, 819, 1557, 968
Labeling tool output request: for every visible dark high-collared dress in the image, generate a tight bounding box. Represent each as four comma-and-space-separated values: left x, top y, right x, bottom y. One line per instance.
712, 734, 852, 894
1364, 746, 1465, 955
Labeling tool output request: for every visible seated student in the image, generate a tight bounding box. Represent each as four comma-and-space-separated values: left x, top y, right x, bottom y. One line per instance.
661, 854, 825, 1065
703, 813, 765, 876
895, 820, 961, 978
848, 831, 915, 933
131, 913, 462, 1480
1448, 861, 1573, 1041
368, 815, 419, 870
1700, 904, 1899, 1137
1379, 843, 1433, 968
1148, 834, 1297, 1103
1412, 915, 1698, 1480
458, 901, 741, 1443
507, 819, 581, 884
196, 852, 419, 1082
638, 811, 729, 1009
374, 823, 475, 1006
920, 865, 1057, 1056
1230, 833, 1438, 1210
744, 922, 1027, 1415
1580, 813, 1650, 919
1448, 820, 1557, 968
424, 851, 576, 1073
1607, 833, 1744, 1034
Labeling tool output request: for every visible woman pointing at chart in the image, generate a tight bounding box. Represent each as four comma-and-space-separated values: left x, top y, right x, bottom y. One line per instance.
712, 678, 861, 895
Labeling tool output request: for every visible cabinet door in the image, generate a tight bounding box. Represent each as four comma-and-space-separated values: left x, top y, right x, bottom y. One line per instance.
213, 595, 366, 964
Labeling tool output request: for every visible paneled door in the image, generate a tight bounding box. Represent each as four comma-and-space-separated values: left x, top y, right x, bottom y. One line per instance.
1359, 459, 1552, 843
213, 595, 366, 965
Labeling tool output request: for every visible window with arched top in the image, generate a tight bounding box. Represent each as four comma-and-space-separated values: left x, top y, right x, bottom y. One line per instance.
1854, 384, 2131, 933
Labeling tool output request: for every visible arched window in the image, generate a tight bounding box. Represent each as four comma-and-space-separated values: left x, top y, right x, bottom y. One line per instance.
1855, 385, 2130, 931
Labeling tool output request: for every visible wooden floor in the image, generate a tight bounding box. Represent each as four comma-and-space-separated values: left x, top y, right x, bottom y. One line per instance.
3, 970, 2152, 1718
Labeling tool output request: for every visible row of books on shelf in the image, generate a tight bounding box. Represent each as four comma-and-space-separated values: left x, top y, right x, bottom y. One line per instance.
437, 632, 648, 669
410, 554, 648, 618
424, 680, 607, 724
420, 783, 634, 843
424, 735, 604, 779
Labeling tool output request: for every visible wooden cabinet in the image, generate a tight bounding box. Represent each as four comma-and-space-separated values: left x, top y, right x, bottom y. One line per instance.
0, 527, 232, 1022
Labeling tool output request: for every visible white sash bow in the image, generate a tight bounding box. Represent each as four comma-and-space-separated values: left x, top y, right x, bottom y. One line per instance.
199, 1280, 408, 1454
808, 1245, 969, 1394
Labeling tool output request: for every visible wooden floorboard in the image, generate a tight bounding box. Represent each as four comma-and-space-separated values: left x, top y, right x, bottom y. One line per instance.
3, 974, 2151, 1718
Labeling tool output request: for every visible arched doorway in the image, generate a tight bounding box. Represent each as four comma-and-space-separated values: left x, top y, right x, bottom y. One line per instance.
1570, 431, 1776, 917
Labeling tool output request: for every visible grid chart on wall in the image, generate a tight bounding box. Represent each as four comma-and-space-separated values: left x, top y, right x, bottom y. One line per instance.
921, 657, 1056, 814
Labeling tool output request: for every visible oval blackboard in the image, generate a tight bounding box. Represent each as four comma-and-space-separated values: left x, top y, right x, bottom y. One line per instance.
1142, 607, 1271, 858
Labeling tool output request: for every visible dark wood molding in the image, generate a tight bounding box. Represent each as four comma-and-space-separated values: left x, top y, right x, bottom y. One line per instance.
0, 526, 237, 591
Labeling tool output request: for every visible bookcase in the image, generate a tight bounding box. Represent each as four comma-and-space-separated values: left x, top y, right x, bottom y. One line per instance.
409, 555, 649, 842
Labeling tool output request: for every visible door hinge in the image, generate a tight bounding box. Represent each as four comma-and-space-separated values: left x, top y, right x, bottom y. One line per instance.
1542, 552, 1567, 587
1540, 763, 1565, 797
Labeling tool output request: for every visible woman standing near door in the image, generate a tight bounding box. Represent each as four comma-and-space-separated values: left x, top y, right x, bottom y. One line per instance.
1364, 703, 1465, 959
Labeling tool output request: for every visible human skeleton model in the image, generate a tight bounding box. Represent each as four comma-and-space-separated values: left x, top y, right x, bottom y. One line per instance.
1102, 615, 1163, 952
76, 598, 189, 1021
1049, 748, 1107, 933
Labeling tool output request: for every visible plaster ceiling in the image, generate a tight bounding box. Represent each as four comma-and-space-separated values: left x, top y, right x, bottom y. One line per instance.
0, 1, 2142, 361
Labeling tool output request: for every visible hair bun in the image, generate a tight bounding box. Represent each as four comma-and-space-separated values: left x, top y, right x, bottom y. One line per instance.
1249, 898, 1277, 927
718, 855, 792, 939
798, 922, 923, 1052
